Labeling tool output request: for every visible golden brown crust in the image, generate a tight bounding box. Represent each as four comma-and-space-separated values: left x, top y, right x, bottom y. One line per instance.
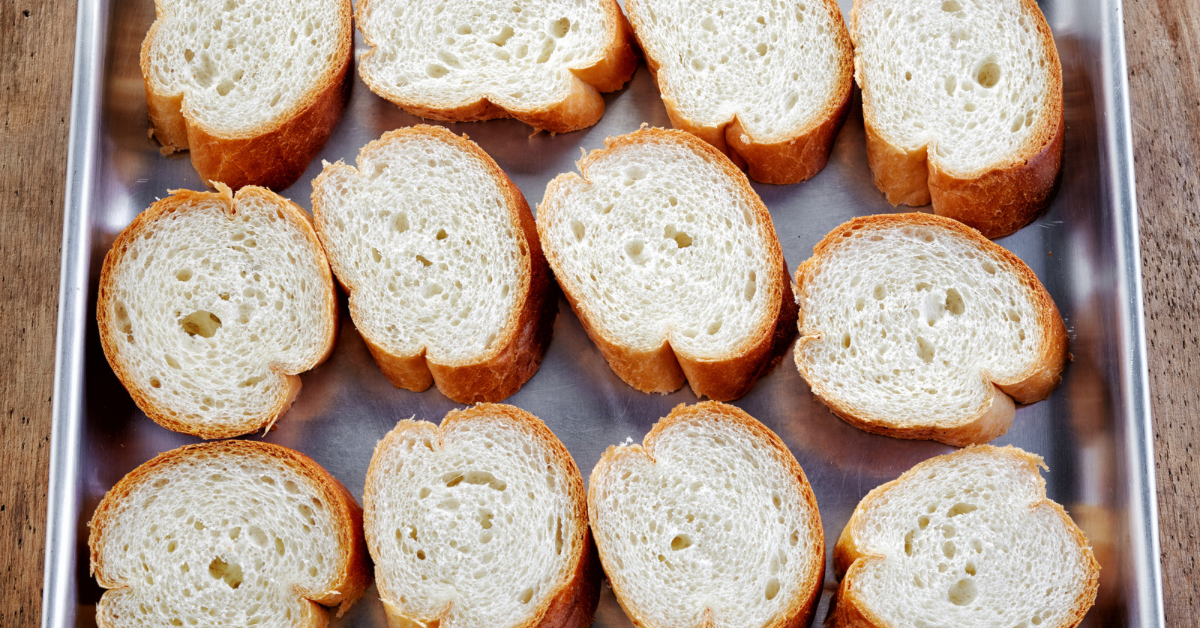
587, 402, 825, 628
311, 125, 556, 404
626, 0, 854, 184
793, 213, 1068, 446
363, 404, 600, 628
829, 446, 1101, 628
537, 127, 796, 401
96, 185, 338, 440
355, 0, 638, 134
851, 0, 1064, 238
88, 440, 372, 627
140, 0, 354, 190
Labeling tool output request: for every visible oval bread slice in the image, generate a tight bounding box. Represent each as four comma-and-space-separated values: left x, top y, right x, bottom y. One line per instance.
588, 402, 825, 628
851, 0, 1064, 238
625, 0, 854, 184
97, 185, 338, 439
311, 126, 556, 403
88, 440, 372, 628
356, 0, 638, 134
793, 213, 1068, 446
537, 128, 798, 401
830, 445, 1099, 628
364, 404, 600, 628
141, 0, 353, 190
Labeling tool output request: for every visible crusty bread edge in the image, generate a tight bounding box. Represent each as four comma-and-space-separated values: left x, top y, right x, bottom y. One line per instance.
536, 127, 797, 401
626, 0, 854, 184
140, 0, 354, 190
355, 0, 638, 134
363, 404, 601, 628
96, 185, 339, 440
828, 445, 1100, 628
88, 440, 372, 628
587, 401, 825, 628
850, 0, 1065, 238
311, 125, 557, 404
792, 213, 1068, 447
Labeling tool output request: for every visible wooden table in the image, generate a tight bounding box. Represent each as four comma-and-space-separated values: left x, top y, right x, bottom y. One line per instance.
1, 0, 1196, 625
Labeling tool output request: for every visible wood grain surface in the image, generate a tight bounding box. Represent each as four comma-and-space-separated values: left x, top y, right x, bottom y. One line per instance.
0, 0, 1195, 626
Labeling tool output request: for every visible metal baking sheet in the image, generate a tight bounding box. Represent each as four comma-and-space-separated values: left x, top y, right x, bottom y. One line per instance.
43, 0, 1164, 626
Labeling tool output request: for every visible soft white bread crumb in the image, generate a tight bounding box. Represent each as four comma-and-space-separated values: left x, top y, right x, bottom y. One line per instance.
793, 213, 1067, 446
311, 126, 555, 403
356, 0, 638, 133
97, 186, 337, 439
364, 404, 598, 628
830, 445, 1100, 628
537, 128, 797, 400
588, 402, 825, 628
88, 441, 371, 628
626, 0, 854, 183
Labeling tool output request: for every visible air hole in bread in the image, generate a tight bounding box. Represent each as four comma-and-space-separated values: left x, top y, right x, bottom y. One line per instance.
765, 577, 780, 600
981, 260, 997, 274
180, 311, 221, 338
948, 577, 978, 606
948, 502, 977, 517
873, 285, 886, 300
426, 64, 449, 78
150, 377, 162, 388
488, 25, 514, 46
416, 255, 433, 267
519, 587, 534, 603
551, 17, 570, 38
670, 534, 692, 551
176, 269, 193, 281
554, 517, 563, 554
208, 558, 243, 589
436, 228, 448, 240
976, 61, 1002, 88
571, 220, 585, 242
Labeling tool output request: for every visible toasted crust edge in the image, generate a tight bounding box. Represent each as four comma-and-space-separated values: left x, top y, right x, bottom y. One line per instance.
355, 0, 639, 134
587, 401, 825, 628
792, 213, 1068, 447
311, 125, 556, 404
850, 0, 1065, 238
537, 127, 797, 401
626, 0, 855, 184
363, 404, 601, 628
88, 440, 372, 627
96, 185, 339, 440
140, 0, 354, 190
829, 445, 1101, 628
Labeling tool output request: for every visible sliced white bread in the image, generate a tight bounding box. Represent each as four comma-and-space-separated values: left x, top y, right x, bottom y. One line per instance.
311, 126, 556, 403
88, 440, 372, 628
625, 0, 854, 184
355, 0, 639, 134
793, 213, 1068, 446
851, 0, 1064, 238
364, 404, 599, 628
831, 445, 1100, 628
141, 0, 353, 190
588, 402, 825, 628
97, 185, 337, 439
537, 128, 797, 401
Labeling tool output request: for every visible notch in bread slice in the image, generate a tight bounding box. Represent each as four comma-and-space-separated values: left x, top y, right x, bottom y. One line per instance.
364, 403, 599, 628
831, 445, 1099, 628
793, 213, 1068, 446
97, 185, 337, 439
537, 128, 797, 401
311, 126, 556, 403
355, 0, 638, 134
88, 440, 372, 628
851, 0, 1064, 238
625, 0, 853, 184
588, 402, 825, 628
141, 0, 352, 190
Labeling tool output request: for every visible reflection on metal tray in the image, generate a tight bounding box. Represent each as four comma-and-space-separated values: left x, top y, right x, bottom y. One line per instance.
43, 0, 1164, 626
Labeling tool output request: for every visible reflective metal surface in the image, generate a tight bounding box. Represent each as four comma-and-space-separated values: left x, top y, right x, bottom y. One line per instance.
43, 0, 1164, 626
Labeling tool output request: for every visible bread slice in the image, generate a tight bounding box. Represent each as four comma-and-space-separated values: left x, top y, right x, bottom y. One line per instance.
793, 213, 1067, 446
88, 440, 372, 628
625, 0, 854, 184
537, 128, 797, 401
363, 403, 600, 628
97, 184, 338, 439
311, 126, 556, 403
141, 0, 352, 190
355, 0, 638, 134
830, 445, 1100, 628
588, 402, 825, 628
850, 0, 1064, 238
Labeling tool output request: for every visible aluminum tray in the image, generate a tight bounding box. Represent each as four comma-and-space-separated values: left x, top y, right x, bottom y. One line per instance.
43, 1, 1164, 626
